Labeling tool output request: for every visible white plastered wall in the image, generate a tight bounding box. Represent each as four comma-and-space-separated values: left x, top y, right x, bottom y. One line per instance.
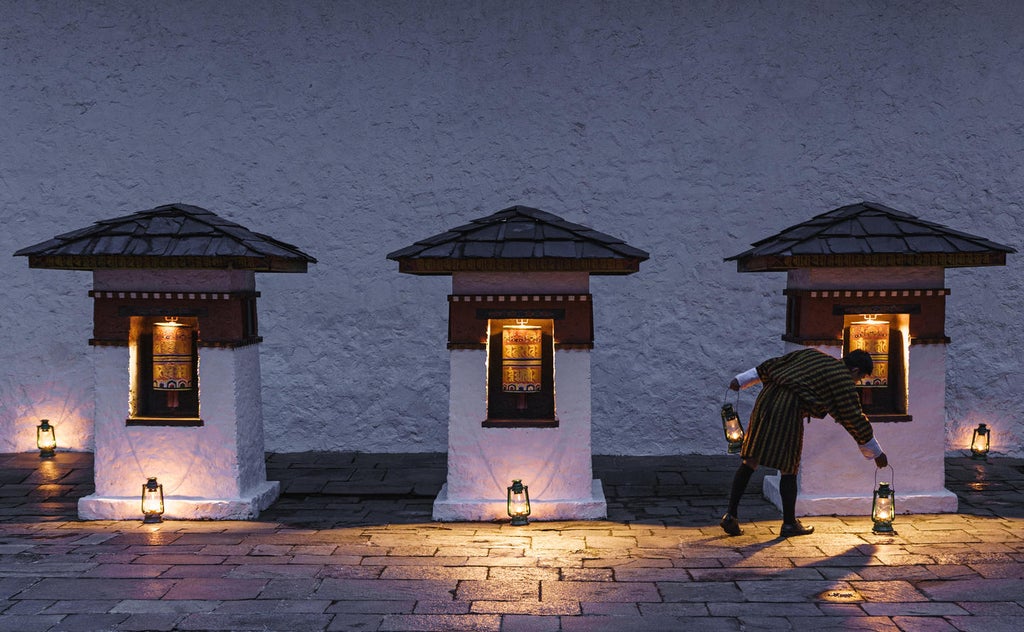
78, 270, 278, 520
761, 268, 957, 516
433, 271, 606, 521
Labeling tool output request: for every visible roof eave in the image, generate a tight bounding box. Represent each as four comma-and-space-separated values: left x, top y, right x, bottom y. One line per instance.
395, 257, 644, 276
732, 251, 1009, 272
23, 254, 311, 273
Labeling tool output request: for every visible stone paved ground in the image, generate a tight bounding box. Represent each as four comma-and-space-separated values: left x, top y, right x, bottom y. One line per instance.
0, 451, 1021, 631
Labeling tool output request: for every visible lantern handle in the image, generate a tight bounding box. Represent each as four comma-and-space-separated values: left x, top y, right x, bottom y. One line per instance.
723, 387, 739, 407
873, 464, 895, 489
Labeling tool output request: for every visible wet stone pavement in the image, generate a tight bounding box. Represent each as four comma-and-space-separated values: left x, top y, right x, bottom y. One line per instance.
0, 451, 1021, 631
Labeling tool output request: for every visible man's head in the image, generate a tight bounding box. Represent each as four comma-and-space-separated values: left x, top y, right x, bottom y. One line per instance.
843, 349, 874, 380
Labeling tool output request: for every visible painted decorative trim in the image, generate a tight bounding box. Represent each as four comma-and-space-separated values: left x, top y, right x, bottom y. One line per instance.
481, 418, 560, 428
447, 342, 594, 351
450, 294, 590, 303
783, 289, 950, 299
126, 417, 204, 427
89, 337, 263, 349
781, 336, 842, 346
91, 290, 260, 300
866, 414, 914, 423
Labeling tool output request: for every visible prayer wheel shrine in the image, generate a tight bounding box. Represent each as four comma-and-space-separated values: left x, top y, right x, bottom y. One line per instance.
16, 204, 315, 520
388, 205, 649, 521
727, 201, 1014, 515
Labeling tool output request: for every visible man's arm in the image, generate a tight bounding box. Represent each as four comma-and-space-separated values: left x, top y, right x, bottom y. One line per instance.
729, 367, 761, 391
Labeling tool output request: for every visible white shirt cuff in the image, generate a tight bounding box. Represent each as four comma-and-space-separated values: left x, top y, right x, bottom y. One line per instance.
859, 437, 883, 459
734, 368, 761, 389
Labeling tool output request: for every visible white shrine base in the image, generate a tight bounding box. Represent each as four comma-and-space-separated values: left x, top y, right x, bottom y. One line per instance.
78, 480, 280, 521
762, 474, 957, 517
433, 479, 607, 522
759, 338, 958, 517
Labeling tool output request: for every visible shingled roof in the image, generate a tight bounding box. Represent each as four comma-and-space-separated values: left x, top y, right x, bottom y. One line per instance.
387, 205, 649, 275
15, 203, 316, 272
727, 201, 1015, 272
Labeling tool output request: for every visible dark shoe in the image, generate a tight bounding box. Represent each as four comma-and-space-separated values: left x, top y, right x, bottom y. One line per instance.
720, 513, 743, 536
780, 520, 815, 537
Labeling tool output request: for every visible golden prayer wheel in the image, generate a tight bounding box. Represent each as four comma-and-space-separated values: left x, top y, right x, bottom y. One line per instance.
849, 315, 889, 387
153, 319, 193, 408
502, 323, 542, 393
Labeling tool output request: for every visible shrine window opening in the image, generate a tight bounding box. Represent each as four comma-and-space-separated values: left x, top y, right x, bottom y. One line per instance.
127, 315, 202, 425
484, 318, 557, 427
843, 313, 910, 419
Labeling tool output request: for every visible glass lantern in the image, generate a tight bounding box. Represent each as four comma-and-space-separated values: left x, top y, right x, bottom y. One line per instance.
36, 419, 56, 458
871, 481, 896, 534
970, 423, 990, 459
507, 479, 531, 526
142, 477, 165, 524
721, 403, 744, 454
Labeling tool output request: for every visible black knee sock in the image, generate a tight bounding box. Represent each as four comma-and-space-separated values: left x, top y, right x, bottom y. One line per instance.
780, 473, 798, 524
727, 464, 755, 517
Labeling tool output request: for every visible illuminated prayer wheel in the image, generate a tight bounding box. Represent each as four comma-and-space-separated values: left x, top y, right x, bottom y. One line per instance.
152, 319, 194, 409
502, 322, 542, 393
849, 315, 889, 387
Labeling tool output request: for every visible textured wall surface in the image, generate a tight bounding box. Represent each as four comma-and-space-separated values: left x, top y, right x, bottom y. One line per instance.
2, 1, 1021, 457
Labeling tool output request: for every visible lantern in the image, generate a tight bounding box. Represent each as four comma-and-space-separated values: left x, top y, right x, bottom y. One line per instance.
970, 423, 990, 459
507, 479, 531, 526
142, 477, 165, 523
153, 318, 194, 409
36, 419, 56, 458
871, 481, 896, 534
502, 321, 542, 410
721, 402, 744, 454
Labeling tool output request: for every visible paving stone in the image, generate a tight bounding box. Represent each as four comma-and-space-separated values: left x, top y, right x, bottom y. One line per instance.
111, 613, 183, 631
0, 614, 64, 632
16, 578, 174, 600
109, 599, 217, 614
497, 614, 562, 632
0, 452, 1021, 630
942, 616, 1024, 632
888, 616, 959, 632
540, 580, 661, 603
162, 578, 267, 600
470, 600, 579, 615
316, 577, 456, 601
48, 613, 130, 631
177, 612, 333, 631
916, 578, 1024, 602
324, 614, 385, 631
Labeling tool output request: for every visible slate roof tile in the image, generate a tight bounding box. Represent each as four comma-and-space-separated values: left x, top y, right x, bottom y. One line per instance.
727, 201, 1014, 271
387, 205, 648, 275
541, 241, 579, 258
15, 203, 315, 272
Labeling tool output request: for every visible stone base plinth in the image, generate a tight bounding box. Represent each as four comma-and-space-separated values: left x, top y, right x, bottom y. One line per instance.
763, 473, 958, 516
433, 479, 607, 522
78, 480, 279, 521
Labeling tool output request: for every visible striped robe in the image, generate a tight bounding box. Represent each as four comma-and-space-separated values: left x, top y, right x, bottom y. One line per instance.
742, 348, 874, 473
